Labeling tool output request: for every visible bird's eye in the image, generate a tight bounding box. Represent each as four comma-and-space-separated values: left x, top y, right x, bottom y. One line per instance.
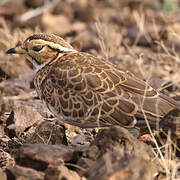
33, 46, 43, 51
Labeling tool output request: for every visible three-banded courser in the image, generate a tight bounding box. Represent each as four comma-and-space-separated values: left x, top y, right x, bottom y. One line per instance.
6, 33, 180, 134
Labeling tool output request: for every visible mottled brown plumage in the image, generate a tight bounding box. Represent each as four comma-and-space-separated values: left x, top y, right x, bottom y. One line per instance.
6, 33, 180, 130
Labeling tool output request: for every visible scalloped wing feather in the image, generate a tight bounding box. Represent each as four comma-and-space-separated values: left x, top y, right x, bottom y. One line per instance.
34, 52, 179, 128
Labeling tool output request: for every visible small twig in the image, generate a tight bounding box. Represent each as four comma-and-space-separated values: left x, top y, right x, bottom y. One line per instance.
17, 0, 61, 22
95, 20, 109, 60
140, 79, 171, 176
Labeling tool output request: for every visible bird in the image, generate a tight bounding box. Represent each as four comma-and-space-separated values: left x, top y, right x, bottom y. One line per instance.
6, 33, 180, 133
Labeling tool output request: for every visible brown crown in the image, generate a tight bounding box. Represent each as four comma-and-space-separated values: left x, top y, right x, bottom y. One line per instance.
25, 33, 74, 49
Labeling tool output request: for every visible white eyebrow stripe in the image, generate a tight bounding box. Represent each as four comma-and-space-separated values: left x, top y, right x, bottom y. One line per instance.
52, 43, 77, 52
36, 39, 77, 52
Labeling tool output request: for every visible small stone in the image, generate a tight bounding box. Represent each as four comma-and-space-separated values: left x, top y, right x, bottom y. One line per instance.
26, 120, 67, 145
85, 151, 157, 180
5, 105, 43, 138
0, 151, 15, 170
6, 165, 44, 180
160, 109, 180, 138
16, 144, 75, 171
45, 165, 81, 180
85, 126, 154, 161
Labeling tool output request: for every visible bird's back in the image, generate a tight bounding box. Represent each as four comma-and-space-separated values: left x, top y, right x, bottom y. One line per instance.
34, 52, 180, 128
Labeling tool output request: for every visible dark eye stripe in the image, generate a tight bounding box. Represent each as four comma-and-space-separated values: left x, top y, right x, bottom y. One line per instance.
33, 46, 43, 51
47, 45, 63, 53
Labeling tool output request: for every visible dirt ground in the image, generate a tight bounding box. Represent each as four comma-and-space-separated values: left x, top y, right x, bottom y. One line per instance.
0, 0, 180, 179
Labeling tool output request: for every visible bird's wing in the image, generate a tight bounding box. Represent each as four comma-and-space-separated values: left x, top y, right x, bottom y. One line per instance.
38, 53, 178, 128
80, 54, 178, 124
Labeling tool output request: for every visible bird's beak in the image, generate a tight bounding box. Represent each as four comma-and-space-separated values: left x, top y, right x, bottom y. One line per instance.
6, 46, 27, 54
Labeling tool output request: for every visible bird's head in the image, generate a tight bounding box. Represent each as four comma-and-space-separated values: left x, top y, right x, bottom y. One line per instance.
6, 33, 77, 68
